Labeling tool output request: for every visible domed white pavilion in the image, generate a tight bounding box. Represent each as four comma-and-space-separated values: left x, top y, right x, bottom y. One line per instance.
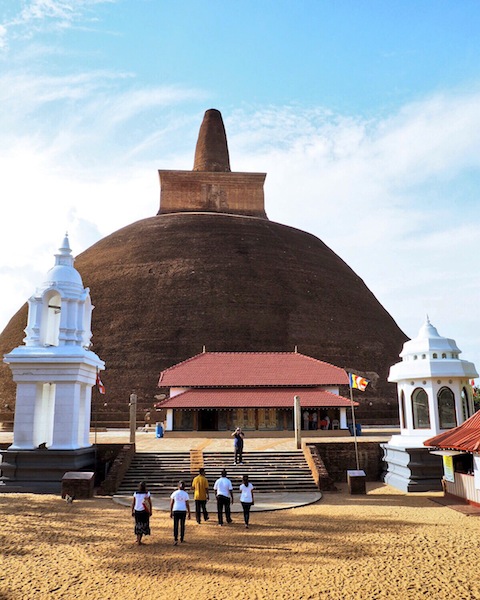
382, 318, 477, 492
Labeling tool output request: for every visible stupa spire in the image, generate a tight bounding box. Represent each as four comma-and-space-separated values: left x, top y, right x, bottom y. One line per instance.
54, 232, 74, 268
193, 109, 231, 172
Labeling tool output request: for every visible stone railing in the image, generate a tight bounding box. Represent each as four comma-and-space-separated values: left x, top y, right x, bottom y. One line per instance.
97, 444, 136, 496
303, 442, 337, 491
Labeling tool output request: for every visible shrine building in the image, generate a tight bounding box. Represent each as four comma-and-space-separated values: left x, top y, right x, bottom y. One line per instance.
155, 351, 357, 433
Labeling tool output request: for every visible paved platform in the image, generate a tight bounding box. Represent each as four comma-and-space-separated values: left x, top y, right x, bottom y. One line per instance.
113, 490, 322, 512
0, 426, 398, 452
0, 428, 397, 507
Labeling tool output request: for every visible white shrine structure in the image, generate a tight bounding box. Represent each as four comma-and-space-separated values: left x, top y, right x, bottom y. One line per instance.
1, 235, 104, 491
382, 318, 478, 492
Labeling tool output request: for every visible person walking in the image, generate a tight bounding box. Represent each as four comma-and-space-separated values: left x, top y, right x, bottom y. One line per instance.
239, 474, 255, 529
170, 481, 191, 545
131, 481, 152, 545
191, 467, 209, 524
213, 469, 234, 526
232, 427, 245, 464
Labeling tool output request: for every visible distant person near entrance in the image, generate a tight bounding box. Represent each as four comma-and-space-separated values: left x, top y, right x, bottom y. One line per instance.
232, 427, 245, 464
191, 468, 209, 524
143, 410, 151, 432
214, 469, 233, 526
303, 410, 309, 430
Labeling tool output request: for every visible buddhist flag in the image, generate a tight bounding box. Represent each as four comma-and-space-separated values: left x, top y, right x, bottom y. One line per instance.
349, 373, 369, 391
96, 372, 106, 395
471, 380, 477, 389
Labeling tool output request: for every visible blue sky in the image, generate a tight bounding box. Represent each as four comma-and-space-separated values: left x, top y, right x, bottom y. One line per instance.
0, 0, 479, 378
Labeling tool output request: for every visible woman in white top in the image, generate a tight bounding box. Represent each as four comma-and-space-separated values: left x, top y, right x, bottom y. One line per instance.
239, 474, 255, 529
170, 481, 191, 545
131, 481, 152, 545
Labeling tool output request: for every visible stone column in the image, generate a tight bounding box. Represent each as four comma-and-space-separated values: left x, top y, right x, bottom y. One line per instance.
9, 383, 38, 450
50, 382, 81, 450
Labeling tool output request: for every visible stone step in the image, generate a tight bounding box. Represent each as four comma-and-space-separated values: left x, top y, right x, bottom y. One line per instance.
116, 449, 318, 495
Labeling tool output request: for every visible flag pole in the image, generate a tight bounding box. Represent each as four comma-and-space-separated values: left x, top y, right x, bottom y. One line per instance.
349, 378, 361, 470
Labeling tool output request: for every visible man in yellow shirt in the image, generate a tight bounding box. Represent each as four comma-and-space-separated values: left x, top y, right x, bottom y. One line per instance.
191, 468, 209, 524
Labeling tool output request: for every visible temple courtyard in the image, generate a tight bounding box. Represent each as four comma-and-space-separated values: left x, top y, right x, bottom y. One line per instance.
2, 477, 480, 600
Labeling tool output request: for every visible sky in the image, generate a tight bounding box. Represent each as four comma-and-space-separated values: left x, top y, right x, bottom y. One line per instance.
0, 0, 479, 379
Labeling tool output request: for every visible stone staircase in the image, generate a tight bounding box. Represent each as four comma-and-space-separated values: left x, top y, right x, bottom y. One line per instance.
116, 450, 318, 495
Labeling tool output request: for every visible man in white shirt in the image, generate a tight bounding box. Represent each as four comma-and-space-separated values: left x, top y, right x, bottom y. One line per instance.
213, 469, 234, 525
170, 481, 191, 545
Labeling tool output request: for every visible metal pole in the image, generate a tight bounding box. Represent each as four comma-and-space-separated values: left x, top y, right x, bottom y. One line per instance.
349, 385, 360, 470
93, 376, 98, 482
294, 395, 301, 450
129, 393, 137, 444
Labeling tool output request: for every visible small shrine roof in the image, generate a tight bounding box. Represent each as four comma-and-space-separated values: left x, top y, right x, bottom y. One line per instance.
424, 410, 480, 453
155, 387, 356, 409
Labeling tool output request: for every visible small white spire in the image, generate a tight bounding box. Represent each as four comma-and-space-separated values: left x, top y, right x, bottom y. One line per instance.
55, 233, 74, 268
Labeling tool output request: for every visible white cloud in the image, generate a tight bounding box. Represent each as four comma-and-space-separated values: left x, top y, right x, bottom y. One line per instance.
15, 0, 114, 25
226, 95, 480, 370
0, 0, 117, 50
0, 24, 7, 50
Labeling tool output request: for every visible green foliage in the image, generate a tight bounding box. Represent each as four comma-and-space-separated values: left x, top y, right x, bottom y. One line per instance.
473, 386, 480, 412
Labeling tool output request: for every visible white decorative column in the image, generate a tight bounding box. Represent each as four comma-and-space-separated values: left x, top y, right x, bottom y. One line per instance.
2, 235, 105, 491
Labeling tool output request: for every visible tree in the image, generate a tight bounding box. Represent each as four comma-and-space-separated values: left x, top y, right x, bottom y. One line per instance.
473, 384, 480, 413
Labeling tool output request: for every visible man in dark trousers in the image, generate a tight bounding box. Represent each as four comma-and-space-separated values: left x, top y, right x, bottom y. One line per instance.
191, 468, 209, 524
213, 469, 233, 526
232, 427, 245, 464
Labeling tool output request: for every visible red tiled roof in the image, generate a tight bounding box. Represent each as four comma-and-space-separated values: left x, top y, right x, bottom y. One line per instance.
424, 411, 480, 453
158, 352, 349, 387
156, 387, 357, 409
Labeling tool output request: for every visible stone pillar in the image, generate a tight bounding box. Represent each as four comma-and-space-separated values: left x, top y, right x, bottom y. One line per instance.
129, 394, 137, 443
294, 395, 301, 449
78, 383, 92, 447
50, 382, 81, 450
10, 383, 38, 450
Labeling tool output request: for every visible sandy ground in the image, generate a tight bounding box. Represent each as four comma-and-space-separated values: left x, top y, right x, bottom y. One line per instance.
2, 483, 480, 600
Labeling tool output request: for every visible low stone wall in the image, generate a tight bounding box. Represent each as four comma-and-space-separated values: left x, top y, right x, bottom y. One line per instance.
303, 442, 337, 491
313, 441, 384, 482
96, 443, 135, 496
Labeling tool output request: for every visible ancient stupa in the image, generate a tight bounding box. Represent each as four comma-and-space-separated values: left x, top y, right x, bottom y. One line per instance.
0, 109, 408, 425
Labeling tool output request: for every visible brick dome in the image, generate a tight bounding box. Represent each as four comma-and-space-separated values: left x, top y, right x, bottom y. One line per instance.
0, 110, 408, 425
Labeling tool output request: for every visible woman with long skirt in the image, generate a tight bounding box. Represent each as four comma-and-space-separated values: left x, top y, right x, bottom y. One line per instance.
131, 481, 152, 545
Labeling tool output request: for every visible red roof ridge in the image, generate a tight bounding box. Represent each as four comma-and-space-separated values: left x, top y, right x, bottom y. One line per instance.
158, 351, 348, 387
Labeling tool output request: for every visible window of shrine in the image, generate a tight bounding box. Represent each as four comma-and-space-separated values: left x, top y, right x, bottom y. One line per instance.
438, 387, 457, 429
412, 388, 430, 429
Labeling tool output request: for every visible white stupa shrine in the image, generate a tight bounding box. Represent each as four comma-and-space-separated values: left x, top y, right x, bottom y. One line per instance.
1, 235, 104, 491
382, 317, 477, 492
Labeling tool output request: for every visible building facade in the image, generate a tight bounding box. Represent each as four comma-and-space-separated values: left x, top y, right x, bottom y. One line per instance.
155, 351, 357, 433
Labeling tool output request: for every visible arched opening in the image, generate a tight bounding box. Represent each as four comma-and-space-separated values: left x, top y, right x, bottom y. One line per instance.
438, 387, 457, 429
41, 291, 61, 346
412, 388, 430, 429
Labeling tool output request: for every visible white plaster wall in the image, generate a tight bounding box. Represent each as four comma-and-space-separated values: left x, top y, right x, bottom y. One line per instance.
10, 383, 38, 450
